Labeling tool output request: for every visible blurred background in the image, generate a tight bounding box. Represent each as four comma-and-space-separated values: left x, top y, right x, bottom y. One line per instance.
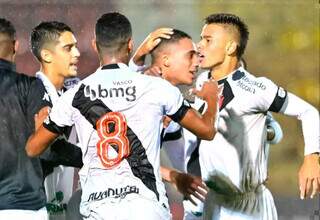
0, 0, 319, 219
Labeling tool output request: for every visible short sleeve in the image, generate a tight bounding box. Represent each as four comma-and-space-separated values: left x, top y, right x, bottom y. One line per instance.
156, 78, 191, 123
26, 78, 51, 128
250, 77, 287, 113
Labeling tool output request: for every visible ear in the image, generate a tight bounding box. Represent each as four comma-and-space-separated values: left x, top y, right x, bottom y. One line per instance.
91, 38, 98, 53
162, 54, 170, 67
128, 38, 133, 53
226, 41, 238, 56
40, 49, 53, 63
13, 40, 19, 54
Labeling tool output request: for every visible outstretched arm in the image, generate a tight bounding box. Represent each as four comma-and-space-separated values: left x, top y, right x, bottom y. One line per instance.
280, 92, 320, 199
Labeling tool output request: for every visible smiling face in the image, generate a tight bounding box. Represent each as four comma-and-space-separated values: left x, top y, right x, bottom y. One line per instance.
162, 37, 199, 86
197, 24, 230, 70
49, 31, 80, 78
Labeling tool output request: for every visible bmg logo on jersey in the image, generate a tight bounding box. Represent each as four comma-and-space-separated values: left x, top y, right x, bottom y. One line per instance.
87, 185, 139, 202
84, 84, 136, 102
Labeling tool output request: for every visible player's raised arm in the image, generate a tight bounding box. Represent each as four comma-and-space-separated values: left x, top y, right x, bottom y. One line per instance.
175, 80, 219, 140
131, 28, 173, 66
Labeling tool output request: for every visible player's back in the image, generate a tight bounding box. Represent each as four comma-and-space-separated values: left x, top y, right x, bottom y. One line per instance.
52, 63, 184, 218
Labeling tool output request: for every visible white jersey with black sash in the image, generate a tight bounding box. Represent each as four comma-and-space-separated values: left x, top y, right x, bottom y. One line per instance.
43, 63, 190, 218
195, 67, 288, 220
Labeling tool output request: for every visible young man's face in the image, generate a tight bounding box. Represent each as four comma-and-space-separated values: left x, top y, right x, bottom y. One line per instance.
165, 38, 198, 86
197, 24, 229, 70
51, 31, 80, 78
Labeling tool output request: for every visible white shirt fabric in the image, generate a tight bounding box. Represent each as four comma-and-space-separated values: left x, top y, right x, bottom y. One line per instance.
194, 67, 319, 220
44, 63, 187, 219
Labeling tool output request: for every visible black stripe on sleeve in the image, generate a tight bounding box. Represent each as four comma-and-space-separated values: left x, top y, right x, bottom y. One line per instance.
268, 87, 287, 112
162, 127, 183, 142
167, 100, 191, 123
43, 116, 65, 135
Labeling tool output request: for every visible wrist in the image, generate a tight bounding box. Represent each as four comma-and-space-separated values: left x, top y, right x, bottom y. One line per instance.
304, 153, 320, 162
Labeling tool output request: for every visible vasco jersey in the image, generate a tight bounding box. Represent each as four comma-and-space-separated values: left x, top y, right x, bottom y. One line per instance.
195, 67, 287, 219
44, 63, 189, 215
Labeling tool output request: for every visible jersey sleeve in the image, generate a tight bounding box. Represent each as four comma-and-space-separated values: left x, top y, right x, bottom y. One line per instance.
25, 78, 51, 129
250, 77, 287, 113
43, 86, 79, 134
156, 79, 191, 123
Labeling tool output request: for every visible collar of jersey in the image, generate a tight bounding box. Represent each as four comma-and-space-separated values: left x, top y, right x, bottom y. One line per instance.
101, 63, 129, 70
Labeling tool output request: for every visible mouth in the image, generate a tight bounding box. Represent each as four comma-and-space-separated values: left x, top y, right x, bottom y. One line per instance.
70, 60, 79, 70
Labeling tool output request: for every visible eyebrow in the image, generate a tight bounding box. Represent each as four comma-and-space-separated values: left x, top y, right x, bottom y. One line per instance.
201, 35, 213, 39
62, 42, 77, 48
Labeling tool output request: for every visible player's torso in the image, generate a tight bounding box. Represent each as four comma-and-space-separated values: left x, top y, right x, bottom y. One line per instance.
73, 64, 168, 207
197, 69, 269, 190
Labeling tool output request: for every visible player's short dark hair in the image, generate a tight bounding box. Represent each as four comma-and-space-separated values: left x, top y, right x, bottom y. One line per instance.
205, 13, 249, 59
30, 21, 73, 61
95, 12, 132, 54
151, 29, 191, 59
0, 18, 16, 40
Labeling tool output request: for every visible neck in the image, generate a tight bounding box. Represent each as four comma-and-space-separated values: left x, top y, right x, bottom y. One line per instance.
210, 57, 239, 81
100, 53, 129, 67
40, 65, 64, 90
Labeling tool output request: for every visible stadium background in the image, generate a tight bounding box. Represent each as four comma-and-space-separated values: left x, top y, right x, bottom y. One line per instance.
0, 0, 319, 219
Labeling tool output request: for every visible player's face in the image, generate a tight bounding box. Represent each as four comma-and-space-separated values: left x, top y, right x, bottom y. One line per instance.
51, 31, 80, 78
197, 24, 228, 70
166, 38, 198, 86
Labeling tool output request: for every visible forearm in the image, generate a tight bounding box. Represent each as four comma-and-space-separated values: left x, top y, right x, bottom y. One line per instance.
280, 93, 320, 155
26, 125, 58, 157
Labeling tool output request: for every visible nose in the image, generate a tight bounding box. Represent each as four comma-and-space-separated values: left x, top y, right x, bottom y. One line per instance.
196, 40, 204, 52
73, 46, 80, 58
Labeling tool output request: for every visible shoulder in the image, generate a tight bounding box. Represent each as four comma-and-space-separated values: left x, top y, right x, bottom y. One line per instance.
227, 68, 275, 95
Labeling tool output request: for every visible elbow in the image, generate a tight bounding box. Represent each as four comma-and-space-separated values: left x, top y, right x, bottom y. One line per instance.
201, 128, 217, 140
25, 139, 40, 158
26, 146, 38, 158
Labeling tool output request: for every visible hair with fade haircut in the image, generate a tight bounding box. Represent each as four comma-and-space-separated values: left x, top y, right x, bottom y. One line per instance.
30, 21, 73, 61
205, 13, 249, 59
0, 18, 16, 40
95, 12, 132, 55
151, 29, 191, 60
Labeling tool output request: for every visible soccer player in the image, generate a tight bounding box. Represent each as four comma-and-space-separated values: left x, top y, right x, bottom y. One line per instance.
0, 18, 49, 220
195, 13, 319, 219
30, 21, 83, 211
25, 12, 219, 220
130, 28, 208, 201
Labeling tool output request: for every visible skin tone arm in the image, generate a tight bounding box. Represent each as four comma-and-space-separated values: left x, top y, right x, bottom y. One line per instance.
26, 106, 59, 157
178, 80, 219, 140
160, 166, 208, 205
132, 28, 173, 66
299, 153, 320, 199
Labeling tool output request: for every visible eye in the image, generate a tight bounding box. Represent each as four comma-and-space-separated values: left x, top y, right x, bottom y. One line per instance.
64, 46, 72, 52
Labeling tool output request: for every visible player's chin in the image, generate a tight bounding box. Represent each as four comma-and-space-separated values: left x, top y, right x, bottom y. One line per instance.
69, 67, 78, 76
